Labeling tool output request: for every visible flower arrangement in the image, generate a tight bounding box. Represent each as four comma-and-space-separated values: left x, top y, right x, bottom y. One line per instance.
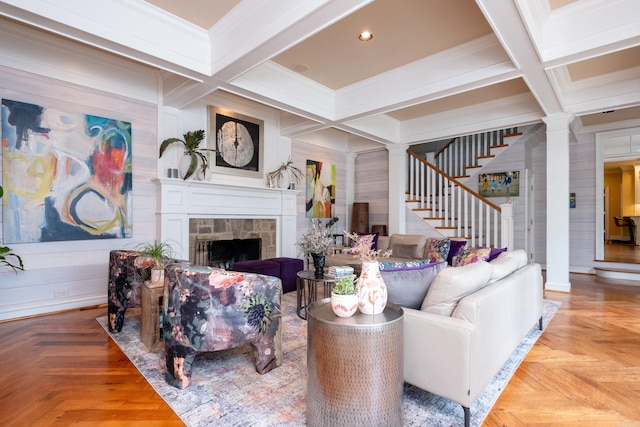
296, 219, 334, 256
344, 231, 392, 262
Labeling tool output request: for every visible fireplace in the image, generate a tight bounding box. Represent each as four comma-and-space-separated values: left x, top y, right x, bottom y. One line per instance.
194, 238, 261, 269
155, 179, 298, 261
189, 218, 276, 266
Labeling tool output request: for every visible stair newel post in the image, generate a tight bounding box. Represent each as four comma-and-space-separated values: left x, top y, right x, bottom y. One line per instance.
500, 202, 514, 250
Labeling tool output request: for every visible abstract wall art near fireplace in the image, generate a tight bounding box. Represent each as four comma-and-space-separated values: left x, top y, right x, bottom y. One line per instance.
305, 159, 335, 218
1, 99, 133, 243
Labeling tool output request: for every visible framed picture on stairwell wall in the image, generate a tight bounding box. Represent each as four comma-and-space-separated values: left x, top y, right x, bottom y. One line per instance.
478, 171, 520, 198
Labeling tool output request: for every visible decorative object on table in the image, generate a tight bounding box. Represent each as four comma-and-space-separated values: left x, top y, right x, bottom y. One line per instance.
133, 240, 175, 284
345, 231, 392, 315
326, 265, 354, 278
297, 219, 334, 278
0, 185, 24, 272
159, 129, 215, 180
2, 99, 133, 243
330, 274, 358, 317
305, 159, 336, 218
267, 156, 305, 189
209, 106, 264, 177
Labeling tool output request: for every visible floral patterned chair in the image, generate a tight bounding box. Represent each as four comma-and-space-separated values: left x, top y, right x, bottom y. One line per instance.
163, 264, 283, 389
107, 249, 186, 333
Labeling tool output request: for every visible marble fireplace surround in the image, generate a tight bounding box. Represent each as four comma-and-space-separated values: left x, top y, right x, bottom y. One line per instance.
155, 179, 299, 261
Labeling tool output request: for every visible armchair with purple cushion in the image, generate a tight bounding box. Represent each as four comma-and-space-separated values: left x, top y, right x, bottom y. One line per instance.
163, 264, 282, 389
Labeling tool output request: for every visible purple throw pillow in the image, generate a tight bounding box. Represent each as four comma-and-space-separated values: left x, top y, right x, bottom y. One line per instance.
447, 240, 467, 265
488, 247, 507, 262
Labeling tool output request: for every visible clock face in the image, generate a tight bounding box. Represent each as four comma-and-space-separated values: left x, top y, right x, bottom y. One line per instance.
216, 121, 254, 167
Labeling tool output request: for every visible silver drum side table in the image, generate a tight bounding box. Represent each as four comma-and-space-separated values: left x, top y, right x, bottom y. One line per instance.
306, 298, 404, 427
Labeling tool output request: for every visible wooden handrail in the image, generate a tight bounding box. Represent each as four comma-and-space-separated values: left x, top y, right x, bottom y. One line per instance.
434, 137, 457, 159
407, 149, 501, 212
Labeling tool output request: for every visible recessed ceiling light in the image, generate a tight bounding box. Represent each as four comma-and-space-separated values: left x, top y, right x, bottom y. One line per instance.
291, 63, 309, 73
358, 31, 373, 42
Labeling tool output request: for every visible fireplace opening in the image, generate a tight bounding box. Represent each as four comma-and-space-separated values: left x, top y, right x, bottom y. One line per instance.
194, 238, 261, 269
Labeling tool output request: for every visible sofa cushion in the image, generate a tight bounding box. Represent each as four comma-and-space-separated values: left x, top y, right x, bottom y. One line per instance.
421, 261, 493, 316
454, 246, 491, 266
388, 234, 428, 259
488, 249, 528, 283
447, 239, 467, 265
425, 238, 450, 263
380, 260, 447, 309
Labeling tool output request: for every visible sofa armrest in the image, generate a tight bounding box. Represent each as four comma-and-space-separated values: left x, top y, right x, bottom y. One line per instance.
403, 308, 475, 407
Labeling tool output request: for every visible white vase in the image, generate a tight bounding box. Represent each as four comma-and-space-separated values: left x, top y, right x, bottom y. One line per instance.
178, 155, 194, 179
276, 170, 291, 189
330, 293, 358, 317
151, 268, 164, 285
356, 261, 387, 315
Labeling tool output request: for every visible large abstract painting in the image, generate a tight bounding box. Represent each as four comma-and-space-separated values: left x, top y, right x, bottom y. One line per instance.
1, 99, 133, 243
305, 159, 335, 218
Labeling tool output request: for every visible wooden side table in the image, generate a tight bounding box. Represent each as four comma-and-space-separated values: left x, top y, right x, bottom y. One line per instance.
141, 280, 164, 351
306, 299, 404, 426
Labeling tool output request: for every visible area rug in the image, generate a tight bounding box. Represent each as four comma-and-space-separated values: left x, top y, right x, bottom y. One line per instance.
97, 293, 559, 427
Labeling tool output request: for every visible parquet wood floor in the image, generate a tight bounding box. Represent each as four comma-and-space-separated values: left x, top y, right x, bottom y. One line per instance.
1, 272, 639, 426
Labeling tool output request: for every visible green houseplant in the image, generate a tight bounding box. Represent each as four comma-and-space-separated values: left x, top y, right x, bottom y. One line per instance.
0, 185, 24, 273
330, 274, 358, 317
134, 240, 175, 284
267, 157, 304, 189
159, 129, 215, 180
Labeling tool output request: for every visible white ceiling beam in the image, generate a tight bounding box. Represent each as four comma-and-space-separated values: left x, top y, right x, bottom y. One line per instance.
476, 0, 563, 115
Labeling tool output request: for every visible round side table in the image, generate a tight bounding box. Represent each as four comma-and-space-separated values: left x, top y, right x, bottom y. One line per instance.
296, 270, 337, 319
306, 299, 404, 426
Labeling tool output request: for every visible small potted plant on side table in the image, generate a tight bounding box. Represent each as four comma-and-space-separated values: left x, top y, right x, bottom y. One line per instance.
134, 240, 175, 285
331, 274, 358, 317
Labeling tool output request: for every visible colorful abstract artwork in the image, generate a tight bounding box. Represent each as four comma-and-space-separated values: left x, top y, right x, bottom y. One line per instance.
305, 159, 335, 218
1, 99, 132, 243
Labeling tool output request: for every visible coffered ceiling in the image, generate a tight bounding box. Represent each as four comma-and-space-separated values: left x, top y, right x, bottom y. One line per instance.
1, 0, 639, 151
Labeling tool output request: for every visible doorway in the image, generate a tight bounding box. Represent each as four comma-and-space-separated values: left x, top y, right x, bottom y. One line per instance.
595, 127, 640, 263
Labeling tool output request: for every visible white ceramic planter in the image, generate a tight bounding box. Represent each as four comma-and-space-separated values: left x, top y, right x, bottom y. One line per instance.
330, 293, 358, 317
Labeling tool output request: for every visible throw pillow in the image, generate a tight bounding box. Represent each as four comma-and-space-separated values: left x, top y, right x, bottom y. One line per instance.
425, 238, 451, 263
488, 249, 528, 283
380, 260, 447, 309
421, 261, 493, 316
389, 234, 428, 259
488, 247, 507, 262
454, 246, 491, 266
447, 239, 467, 265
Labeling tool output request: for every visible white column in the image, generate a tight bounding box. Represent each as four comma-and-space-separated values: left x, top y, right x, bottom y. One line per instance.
345, 151, 357, 233
387, 144, 409, 235
542, 114, 573, 292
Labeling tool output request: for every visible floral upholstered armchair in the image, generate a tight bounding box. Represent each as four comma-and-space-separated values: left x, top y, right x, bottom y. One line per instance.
107, 249, 186, 333
163, 264, 282, 389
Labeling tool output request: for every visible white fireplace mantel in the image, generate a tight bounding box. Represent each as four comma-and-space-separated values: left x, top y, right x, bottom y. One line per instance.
154, 178, 299, 260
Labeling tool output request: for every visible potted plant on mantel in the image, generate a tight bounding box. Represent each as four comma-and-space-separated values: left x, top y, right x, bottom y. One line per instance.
134, 240, 175, 284
0, 185, 24, 273
330, 275, 358, 317
267, 157, 304, 189
159, 129, 216, 180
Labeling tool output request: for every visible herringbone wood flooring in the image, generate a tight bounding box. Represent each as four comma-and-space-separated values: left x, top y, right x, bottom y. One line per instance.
1, 273, 639, 426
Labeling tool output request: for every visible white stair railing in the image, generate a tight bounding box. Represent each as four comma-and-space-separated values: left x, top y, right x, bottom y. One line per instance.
434, 127, 518, 178
407, 150, 511, 248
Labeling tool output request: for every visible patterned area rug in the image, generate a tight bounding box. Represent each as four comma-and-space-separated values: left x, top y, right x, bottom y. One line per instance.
97, 293, 559, 427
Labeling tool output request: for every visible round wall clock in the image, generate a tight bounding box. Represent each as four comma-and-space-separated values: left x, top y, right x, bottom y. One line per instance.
217, 121, 254, 168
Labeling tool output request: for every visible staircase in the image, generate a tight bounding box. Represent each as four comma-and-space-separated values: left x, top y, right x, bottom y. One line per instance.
406, 128, 519, 249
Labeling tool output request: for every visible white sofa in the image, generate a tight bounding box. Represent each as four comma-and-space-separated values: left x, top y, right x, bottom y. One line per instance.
402, 250, 543, 427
